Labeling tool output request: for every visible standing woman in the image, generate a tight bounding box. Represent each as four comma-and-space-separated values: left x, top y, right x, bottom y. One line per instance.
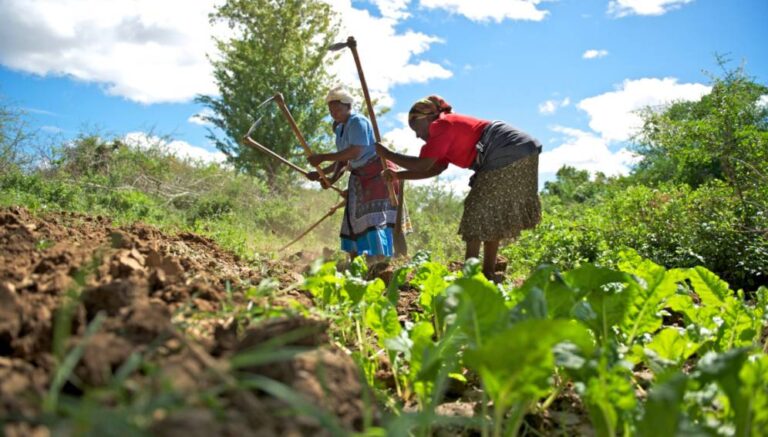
306, 86, 403, 260
376, 95, 542, 280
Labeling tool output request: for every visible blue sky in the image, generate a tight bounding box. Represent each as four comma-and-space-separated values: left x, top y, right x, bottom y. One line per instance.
1, 0, 766, 191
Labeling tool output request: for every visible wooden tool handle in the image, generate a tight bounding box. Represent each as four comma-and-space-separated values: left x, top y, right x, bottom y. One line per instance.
347, 38, 399, 207
242, 135, 343, 195
273, 93, 334, 190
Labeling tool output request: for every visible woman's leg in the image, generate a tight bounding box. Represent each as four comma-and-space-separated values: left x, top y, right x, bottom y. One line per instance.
465, 240, 481, 259
482, 240, 500, 281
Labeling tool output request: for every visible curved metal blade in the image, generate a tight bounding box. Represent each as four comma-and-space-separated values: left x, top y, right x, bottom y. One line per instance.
255, 94, 277, 110
245, 115, 264, 138
328, 42, 348, 51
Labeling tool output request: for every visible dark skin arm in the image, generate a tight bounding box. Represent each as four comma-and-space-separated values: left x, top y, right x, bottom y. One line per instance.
382, 161, 448, 182
307, 161, 347, 188
375, 142, 436, 172
308, 146, 362, 167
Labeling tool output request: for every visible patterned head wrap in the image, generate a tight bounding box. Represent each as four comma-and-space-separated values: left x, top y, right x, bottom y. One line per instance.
325, 85, 354, 105
408, 95, 452, 122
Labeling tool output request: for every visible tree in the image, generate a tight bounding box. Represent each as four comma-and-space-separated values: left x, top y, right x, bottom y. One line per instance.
633, 60, 768, 196
632, 58, 768, 231
196, 0, 339, 185
543, 166, 611, 205
0, 101, 33, 174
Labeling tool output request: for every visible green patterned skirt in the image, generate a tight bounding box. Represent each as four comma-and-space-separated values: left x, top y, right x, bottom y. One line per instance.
458, 153, 541, 242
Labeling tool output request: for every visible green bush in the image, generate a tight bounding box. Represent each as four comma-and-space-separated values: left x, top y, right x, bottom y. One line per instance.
504, 180, 767, 290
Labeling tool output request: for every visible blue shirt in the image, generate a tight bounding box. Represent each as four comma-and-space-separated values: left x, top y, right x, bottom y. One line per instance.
334, 113, 376, 169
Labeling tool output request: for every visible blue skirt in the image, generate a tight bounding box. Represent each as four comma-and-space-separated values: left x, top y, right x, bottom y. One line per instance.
341, 226, 394, 257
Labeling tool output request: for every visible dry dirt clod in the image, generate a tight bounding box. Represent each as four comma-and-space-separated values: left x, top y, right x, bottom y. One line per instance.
0, 282, 22, 348
81, 277, 149, 318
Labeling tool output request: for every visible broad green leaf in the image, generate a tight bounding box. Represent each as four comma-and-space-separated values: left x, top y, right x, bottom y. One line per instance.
462, 257, 483, 278
365, 300, 401, 348
409, 321, 435, 379
695, 348, 751, 437
386, 265, 412, 306
688, 266, 731, 307
619, 255, 686, 345
583, 363, 637, 437
645, 327, 702, 366
464, 319, 593, 413
448, 277, 507, 346
565, 264, 635, 342
412, 262, 449, 315
739, 354, 768, 435
363, 278, 386, 305
511, 265, 576, 320
637, 372, 689, 437
343, 277, 368, 306
348, 255, 368, 278
303, 261, 343, 305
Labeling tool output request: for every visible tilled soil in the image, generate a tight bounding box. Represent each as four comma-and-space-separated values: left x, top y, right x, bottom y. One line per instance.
0, 206, 366, 435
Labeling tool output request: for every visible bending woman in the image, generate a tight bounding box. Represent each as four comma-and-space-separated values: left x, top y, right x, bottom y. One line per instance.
306, 86, 403, 260
376, 95, 542, 280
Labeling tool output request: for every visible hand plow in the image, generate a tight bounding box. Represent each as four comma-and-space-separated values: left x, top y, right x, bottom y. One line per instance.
241, 95, 346, 252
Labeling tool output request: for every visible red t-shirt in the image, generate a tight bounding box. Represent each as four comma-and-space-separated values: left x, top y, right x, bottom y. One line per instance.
418, 113, 490, 168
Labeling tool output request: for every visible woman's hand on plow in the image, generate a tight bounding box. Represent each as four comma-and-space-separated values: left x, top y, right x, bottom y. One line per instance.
308, 153, 326, 167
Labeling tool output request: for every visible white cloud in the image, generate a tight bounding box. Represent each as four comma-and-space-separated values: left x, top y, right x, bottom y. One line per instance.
371, 0, 411, 20
582, 49, 608, 59
758, 95, 768, 109
578, 77, 710, 141
0, 0, 221, 104
124, 132, 226, 164
188, 108, 215, 126
419, 0, 550, 22
0, 0, 451, 106
538, 97, 570, 115
608, 0, 694, 17
41, 125, 64, 134
542, 76, 709, 178
325, 0, 453, 99
540, 126, 640, 176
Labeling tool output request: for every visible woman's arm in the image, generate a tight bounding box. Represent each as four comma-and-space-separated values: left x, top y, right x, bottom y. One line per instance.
328, 161, 347, 182
375, 143, 436, 172
383, 161, 447, 182
308, 146, 362, 166
306, 161, 341, 182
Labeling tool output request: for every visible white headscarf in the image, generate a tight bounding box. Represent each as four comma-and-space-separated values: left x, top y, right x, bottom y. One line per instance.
325, 85, 354, 105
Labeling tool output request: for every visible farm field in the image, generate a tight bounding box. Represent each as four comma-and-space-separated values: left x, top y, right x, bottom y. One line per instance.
1, 203, 766, 436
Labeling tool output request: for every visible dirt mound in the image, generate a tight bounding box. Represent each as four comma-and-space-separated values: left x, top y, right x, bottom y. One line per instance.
0, 206, 366, 435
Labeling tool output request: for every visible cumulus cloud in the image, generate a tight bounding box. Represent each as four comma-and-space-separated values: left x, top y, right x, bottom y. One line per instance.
542, 76, 709, 178
577, 77, 710, 141
0, 0, 221, 104
124, 132, 226, 164
0, 0, 452, 106
582, 49, 608, 59
538, 97, 570, 115
540, 126, 640, 176
419, 0, 550, 22
608, 0, 694, 17
758, 95, 768, 109
325, 0, 452, 98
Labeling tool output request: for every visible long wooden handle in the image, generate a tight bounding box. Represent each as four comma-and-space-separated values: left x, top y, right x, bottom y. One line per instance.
279, 199, 347, 252
273, 93, 334, 190
242, 136, 343, 195
347, 37, 399, 207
